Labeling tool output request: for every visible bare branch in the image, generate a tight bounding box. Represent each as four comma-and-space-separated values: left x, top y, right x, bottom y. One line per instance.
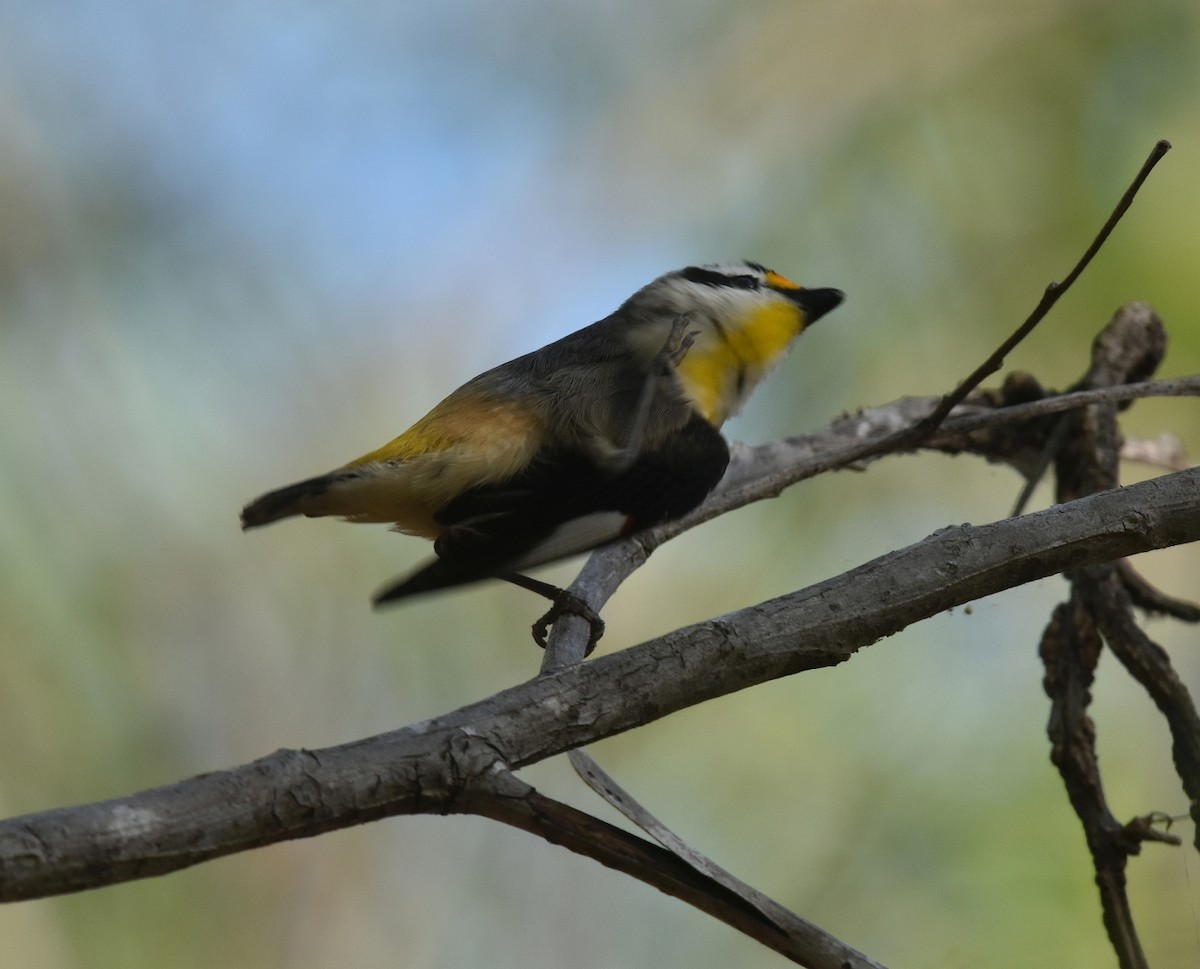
1039, 596, 1147, 969
568, 747, 887, 969
454, 766, 888, 968
547, 373, 1200, 641
1116, 560, 1200, 622
1030, 301, 1199, 967
1084, 570, 1200, 843
1120, 433, 1190, 472
684, 376, 1200, 539
922, 139, 1171, 428
474, 756, 890, 969
3, 465, 1199, 903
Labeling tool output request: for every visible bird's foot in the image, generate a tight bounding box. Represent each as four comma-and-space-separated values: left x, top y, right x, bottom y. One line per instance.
533, 591, 606, 655
499, 571, 606, 655
661, 313, 699, 368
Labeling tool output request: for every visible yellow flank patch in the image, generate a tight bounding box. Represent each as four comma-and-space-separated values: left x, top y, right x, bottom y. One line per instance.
346, 391, 538, 466
332, 390, 544, 535
676, 301, 803, 426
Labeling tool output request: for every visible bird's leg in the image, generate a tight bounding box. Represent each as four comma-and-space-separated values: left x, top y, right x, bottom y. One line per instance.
662, 312, 700, 366
499, 571, 605, 654
607, 314, 699, 474
494, 318, 694, 651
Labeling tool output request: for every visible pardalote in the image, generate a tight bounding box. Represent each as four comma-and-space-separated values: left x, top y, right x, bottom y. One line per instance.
241, 262, 843, 646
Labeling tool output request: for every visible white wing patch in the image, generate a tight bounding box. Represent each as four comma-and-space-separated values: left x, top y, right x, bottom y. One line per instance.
510, 512, 630, 571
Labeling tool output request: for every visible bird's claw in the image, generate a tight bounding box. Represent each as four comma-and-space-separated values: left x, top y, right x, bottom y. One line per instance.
663, 314, 699, 367
533, 592, 606, 655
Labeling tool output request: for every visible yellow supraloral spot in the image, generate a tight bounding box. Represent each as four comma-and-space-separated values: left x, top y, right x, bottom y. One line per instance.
765, 270, 800, 290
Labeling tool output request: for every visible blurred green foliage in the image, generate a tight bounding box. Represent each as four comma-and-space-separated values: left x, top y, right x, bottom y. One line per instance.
1, 1, 1198, 967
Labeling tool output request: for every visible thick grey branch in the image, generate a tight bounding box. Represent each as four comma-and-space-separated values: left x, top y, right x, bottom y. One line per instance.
3, 466, 1199, 903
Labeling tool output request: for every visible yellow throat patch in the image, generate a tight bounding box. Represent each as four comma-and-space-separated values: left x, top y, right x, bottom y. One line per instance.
676, 301, 805, 426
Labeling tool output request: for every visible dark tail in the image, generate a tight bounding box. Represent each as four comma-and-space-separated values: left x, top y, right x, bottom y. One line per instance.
240, 474, 335, 530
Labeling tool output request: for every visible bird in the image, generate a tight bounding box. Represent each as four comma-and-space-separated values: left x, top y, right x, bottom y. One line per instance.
241, 261, 843, 649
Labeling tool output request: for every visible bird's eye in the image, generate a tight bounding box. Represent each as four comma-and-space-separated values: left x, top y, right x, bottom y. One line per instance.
728, 274, 758, 290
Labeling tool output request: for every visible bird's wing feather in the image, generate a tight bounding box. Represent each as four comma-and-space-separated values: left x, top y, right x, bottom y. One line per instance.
372, 413, 729, 604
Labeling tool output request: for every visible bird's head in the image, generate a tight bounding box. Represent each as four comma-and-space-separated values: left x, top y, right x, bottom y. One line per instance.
621, 261, 843, 426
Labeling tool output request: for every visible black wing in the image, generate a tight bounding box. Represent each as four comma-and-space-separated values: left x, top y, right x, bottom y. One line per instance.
372, 412, 729, 605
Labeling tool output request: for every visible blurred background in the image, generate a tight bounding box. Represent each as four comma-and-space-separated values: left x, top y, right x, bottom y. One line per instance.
1, 0, 1198, 966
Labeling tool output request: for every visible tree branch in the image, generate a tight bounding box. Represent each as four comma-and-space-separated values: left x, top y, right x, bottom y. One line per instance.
921, 138, 1170, 428
538, 369, 1199, 671
470, 763, 888, 969
3, 464, 1199, 904
1030, 300, 1198, 968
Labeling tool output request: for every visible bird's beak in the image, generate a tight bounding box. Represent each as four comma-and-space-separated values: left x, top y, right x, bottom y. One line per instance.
791, 287, 844, 325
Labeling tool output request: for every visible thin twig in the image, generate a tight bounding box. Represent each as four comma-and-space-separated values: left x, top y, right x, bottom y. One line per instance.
920, 139, 1171, 431
660, 375, 1200, 547
910, 376, 1198, 438
1116, 560, 1200, 622
1120, 433, 1190, 472
1011, 415, 1073, 516
564, 750, 887, 969
1084, 570, 1200, 845
470, 766, 887, 968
